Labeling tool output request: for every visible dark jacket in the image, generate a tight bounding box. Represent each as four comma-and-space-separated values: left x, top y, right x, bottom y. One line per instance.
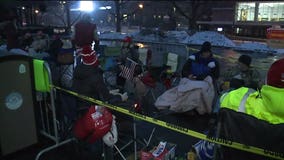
182, 52, 220, 80
120, 45, 140, 63
72, 64, 121, 108
74, 21, 97, 47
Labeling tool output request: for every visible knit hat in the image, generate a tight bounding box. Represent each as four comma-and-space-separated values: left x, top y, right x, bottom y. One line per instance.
78, 45, 99, 67
123, 36, 132, 43
238, 55, 251, 67
200, 41, 212, 52
267, 58, 284, 88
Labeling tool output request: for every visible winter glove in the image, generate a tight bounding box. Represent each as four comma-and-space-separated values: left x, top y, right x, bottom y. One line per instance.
207, 61, 216, 68
120, 92, 128, 102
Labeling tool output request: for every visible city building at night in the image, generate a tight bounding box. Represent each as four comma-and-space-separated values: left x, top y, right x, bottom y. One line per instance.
197, 1, 284, 38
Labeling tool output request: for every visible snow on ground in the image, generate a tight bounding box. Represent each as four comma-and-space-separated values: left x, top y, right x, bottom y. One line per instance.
99, 29, 283, 55
181, 31, 236, 48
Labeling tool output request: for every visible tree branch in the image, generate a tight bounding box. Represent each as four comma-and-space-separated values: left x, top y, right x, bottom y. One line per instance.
52, 12, 66, 26
71, 12, 82, 26
172, 1, 190, 19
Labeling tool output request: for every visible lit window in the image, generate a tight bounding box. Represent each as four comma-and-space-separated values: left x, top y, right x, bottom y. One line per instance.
236, 2, 255, 21
258, 2, 284, 21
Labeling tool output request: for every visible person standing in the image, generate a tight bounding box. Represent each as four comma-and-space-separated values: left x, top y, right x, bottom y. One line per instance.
72, 14, 100, 67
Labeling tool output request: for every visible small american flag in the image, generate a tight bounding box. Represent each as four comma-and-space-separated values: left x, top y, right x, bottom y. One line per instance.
119, 58, 137, 80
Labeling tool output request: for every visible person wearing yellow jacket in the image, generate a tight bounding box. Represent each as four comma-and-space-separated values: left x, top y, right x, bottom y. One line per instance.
217, 58, 284, 160
220, 58, 284, 124
192, 58, 284, 160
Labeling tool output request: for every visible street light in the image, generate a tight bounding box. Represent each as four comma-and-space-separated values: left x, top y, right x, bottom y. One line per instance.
35, 9, 39, 14
79, 1, 94, 12
138, 3, 144, 31
138, 4, 143, 9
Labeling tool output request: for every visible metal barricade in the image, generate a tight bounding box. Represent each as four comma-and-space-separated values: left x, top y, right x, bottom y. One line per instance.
100, 38, 189, 72
34, 60, 74, 160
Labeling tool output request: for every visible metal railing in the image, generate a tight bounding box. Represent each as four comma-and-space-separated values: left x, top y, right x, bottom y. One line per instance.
35, 62, 74, 160
100, 38, 189, 72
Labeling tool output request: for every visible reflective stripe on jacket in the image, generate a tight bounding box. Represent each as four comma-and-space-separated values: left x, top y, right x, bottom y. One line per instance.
220, 86, 284, 124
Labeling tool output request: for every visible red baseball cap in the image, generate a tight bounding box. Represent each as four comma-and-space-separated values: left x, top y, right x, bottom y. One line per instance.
123, 36, 132, 43
267, 58, 284, 88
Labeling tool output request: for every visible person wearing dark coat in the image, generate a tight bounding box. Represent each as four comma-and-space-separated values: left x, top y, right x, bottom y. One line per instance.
72, 54, 128, 111
182, 41, 220, 81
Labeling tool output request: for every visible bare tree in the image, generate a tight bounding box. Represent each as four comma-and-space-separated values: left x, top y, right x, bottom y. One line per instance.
104, 0, 143, 32
172, 1, 213, 30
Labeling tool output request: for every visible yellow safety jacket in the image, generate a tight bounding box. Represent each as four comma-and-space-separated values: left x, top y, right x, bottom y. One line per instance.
220, 85, 284, 124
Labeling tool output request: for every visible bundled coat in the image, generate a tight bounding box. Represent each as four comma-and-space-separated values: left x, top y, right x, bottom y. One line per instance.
154, 76, 215, 114
182, 52, 219, 80
72, 64, 121, 108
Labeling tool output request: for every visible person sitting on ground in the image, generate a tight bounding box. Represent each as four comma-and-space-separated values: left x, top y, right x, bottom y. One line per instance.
182, 41, 220, 81
221, 54, 261, 91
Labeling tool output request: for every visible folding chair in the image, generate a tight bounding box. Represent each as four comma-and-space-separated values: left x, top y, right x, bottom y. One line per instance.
104, 46, 121, 57
33, 59, 74, 160
111, 102, 153, 160
214, 108, 284, 160
164, 52, 180, 88
138, 48, 152, 72
138, 48, 148, 67
166, 52, 179, 73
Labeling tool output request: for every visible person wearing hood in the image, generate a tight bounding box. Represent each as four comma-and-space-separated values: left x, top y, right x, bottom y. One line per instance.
182, 41, 220, 81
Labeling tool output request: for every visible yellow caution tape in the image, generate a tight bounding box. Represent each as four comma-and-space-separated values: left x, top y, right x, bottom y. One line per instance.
51, 85, 284, 160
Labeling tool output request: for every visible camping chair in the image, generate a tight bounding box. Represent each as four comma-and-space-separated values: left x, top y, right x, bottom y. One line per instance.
165, 52, 181, 88
111, 101, 155, 160
33, 59, 74, 160
138, 48, 152, 72
166, 52, 179, 73
214, 108, 284, 160
104, 46, 121, 57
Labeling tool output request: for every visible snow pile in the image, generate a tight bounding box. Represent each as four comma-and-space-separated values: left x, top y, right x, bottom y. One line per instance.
164, 31, 189, 43
182, 31, 236, 48
99, 29, 284, 55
